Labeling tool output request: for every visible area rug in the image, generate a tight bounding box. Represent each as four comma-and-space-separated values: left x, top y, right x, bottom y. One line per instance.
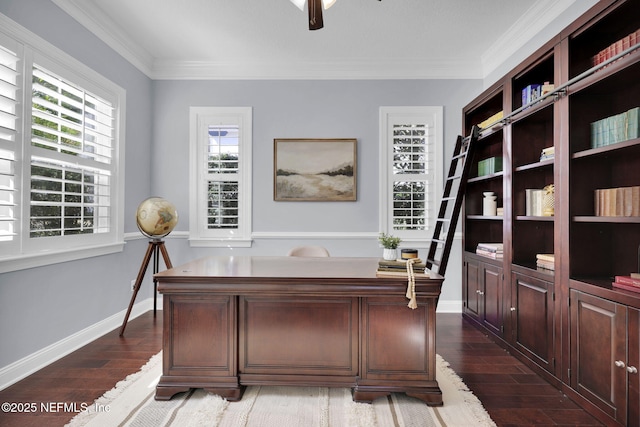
66, 352, 495, 427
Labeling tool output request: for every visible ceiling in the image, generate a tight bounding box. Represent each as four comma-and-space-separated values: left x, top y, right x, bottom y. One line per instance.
52, 0, 578, 80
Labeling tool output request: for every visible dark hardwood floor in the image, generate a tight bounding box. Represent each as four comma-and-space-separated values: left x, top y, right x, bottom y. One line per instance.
0, 312, 603, 427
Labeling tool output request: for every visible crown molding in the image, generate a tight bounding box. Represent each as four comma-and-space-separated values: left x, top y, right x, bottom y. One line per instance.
151, 57, 483, 80
481, 0, 577, 77
52, 0, 154, 77
53, 0, 573, 81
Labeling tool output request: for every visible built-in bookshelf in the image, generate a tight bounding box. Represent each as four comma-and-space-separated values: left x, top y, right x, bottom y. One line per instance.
461, 1, 640, 425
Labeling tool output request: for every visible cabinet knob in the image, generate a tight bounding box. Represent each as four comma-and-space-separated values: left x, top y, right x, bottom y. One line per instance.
615, 360, 626, 368
476, 290, 481, 294
627, 366, 638, 374
478, 291, 484, 295
510, 307, 516, 312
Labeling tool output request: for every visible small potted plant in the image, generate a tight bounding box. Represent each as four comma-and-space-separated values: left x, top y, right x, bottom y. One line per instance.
379, 232, 401, 260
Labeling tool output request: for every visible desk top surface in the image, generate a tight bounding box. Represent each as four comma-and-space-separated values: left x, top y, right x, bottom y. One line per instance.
155, 256, 443, 281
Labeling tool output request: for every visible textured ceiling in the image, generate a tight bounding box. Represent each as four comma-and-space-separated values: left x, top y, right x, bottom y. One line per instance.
53, 0, 579, 80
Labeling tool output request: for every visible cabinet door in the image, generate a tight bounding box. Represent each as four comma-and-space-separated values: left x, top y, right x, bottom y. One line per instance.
629, 308, 639, 427
463, 257, 481, 320
512, 273, 554, 373
482, 263, 503, 336
570, 290, 627, 424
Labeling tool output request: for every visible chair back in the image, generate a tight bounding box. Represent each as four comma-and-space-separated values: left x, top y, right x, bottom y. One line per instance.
287, 245, 330, 257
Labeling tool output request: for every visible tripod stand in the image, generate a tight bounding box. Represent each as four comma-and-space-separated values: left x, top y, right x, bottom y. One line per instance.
119, 239, 173, 336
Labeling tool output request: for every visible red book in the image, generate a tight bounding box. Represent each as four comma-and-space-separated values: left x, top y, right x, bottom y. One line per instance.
614, 275, 640, 287
613, 281, 640, 293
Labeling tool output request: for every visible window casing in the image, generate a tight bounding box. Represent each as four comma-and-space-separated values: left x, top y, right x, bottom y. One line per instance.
189, 107, 252, 247
0, 16, 125, 271
379, 106, 443, 244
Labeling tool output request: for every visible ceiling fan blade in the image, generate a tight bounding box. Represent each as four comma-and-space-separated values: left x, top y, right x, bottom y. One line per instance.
308, 0, 324, 30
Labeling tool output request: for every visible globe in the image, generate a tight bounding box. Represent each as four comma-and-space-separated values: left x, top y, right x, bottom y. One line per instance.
136, 197, 178, 239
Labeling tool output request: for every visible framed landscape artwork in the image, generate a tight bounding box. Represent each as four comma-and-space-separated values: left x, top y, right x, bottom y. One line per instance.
274, 138, 357, 201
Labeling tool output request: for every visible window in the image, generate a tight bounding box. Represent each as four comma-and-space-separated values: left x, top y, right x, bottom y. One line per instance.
0, 17, 125, 271
379, 107, 443, 243
189, 107, 252, 247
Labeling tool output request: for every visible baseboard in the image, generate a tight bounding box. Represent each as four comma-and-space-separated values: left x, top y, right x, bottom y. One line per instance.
436, 300, 462, 313
0, 298, 156, 391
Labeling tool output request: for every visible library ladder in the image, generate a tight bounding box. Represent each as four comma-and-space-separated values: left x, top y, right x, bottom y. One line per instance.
425, 125, 480, 277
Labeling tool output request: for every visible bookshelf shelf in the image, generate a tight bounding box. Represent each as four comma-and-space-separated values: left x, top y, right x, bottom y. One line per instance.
462, 2, 640, 424
572, 138, 640, 159
466, 215, 503, 221
516, 216, 555, 221
514, 159, 554, 172
467, 172, 503, 184
573, 215, 640, 223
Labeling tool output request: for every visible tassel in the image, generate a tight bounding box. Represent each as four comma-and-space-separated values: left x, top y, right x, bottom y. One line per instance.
405, 258, 418, 309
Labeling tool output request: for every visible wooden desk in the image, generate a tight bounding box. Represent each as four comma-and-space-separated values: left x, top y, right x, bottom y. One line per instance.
154, 256, 444, 405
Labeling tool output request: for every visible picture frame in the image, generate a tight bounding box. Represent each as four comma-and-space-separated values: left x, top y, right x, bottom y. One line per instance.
274, 138, 357, 201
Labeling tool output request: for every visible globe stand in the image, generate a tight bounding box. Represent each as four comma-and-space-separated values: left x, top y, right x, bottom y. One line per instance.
119, 239, 173, 336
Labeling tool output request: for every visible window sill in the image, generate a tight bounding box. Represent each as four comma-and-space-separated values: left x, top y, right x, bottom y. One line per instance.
188, 238, 253, 248
0, 242, 126, 274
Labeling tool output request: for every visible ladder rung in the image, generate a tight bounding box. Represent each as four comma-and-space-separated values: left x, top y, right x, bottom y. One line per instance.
436, 217, 450, 222
451, 152, 467, 160
440, 196, 455, 202
446, 174, 462, 181
427, 258, 441, 266
431, 238, 445, 244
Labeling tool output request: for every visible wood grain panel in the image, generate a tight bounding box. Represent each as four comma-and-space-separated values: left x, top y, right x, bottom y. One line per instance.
240, 296, 358, 375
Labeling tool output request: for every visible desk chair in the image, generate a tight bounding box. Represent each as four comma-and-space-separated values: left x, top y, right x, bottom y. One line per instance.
287, 245, 330, 257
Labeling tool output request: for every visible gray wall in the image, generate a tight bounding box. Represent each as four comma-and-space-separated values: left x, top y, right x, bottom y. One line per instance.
0, 0, 154, 368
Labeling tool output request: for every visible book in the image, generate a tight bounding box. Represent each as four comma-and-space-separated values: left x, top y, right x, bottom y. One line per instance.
522, 84, 541, 105
614, 275, 640, 287
594, 186, 640, 216
536, 260, 555, 270
525, 189, 544, 216
592, 29, 640, 67
478, 111, 504, 129
536, 254, 554, 263
476, 243, 503, 252
378, 259, 425, 268
590, 106, 640, 148
476, 249, 503, 259
612, 280, 640, 294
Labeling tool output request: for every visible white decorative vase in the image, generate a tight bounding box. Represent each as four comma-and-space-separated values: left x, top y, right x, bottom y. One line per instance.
383, 248, 397, 260
483, 192, 497, 216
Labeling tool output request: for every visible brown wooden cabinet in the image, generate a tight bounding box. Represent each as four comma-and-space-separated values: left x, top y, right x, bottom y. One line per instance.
463, 254, 503, 337
570, 290, 639, 426
511, 272, 555, 374
461, 1, 640, 424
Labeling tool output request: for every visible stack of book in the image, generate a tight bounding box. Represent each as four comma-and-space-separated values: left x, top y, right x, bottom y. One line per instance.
522, 82, 554, 105
592, 29, 640, 67
594, 186, 640, 216
477, 156, 503, 176
536, 254, 554, 271
540, 146, 555, 161
612, 274, 640, 294
476, 243, 503, 259
478, 111, 504, 129
377, 259, 426, 274
590, 106, 639, 148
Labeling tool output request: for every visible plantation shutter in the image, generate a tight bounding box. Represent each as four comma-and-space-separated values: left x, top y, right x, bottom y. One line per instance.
30, 64, 114, 238
391, 122, 434, 232
206, 125, 240, 230
380, 107, 442, 242
0, 39, 20, 246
